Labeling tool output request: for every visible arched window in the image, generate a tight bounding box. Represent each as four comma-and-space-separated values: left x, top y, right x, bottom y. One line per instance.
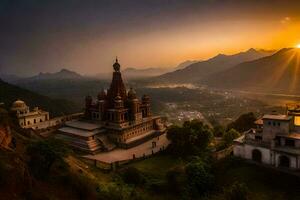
279, 155, 290, 168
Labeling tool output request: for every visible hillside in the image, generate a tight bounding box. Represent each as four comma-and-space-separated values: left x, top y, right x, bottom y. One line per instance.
155, 48, 275, 83
0, 79, 80, 117
202, 48, 300, 94
22, 69, 83, 81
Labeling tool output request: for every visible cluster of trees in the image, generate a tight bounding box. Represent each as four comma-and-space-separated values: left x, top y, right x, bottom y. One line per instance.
213, 112, 257, 150
166, 120, 213, 157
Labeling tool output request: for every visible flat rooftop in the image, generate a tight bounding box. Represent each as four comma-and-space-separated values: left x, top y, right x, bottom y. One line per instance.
58, 126, 104, 137
65, 120, 102, 131
277, 133, 300, 140
262, 114, 292, 121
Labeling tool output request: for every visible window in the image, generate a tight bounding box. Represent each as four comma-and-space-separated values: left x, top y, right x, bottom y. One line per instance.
268, 121, 271, 125
277, 122, 280, 126
285, 139, 295, 147
255, 136, 262, 140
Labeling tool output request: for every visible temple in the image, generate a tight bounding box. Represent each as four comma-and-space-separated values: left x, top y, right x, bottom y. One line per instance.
57, 59, 166, 153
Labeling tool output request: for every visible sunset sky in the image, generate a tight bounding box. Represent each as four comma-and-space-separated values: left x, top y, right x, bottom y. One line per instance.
1, 0, 300, 76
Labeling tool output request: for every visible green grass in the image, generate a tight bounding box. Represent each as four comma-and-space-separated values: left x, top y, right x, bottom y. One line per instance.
127, 154, 185, 178
212, 157, 300, 200
124, 155, 300, 200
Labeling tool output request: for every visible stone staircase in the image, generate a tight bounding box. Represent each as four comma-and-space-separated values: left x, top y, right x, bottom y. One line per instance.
56, 134, 102, 154
96, 135, 116, 151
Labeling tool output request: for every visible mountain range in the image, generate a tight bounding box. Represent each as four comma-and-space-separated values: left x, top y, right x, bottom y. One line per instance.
0, 79, 80, 116
202, 48, 300, 94
154, 48, 276, 83
24, 69, 83, 81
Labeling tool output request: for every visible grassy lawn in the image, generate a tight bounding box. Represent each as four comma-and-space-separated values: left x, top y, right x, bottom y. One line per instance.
126, 153, 185, 178
212, 157, 300, 200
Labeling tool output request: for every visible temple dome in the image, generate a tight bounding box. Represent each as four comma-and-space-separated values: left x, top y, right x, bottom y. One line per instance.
128, 87, 137, 99
98, 89, 107, 100
12, 100, 26, 108
142, 94, 150, 101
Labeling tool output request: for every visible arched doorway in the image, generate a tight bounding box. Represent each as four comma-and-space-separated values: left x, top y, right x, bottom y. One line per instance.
279, 155, 290, 168
252, 149, 262, 162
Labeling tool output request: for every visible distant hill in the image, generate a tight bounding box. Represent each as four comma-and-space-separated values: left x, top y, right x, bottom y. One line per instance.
202, 48, 300, 94
22, 69, 83, 81
175, 60, 198, 70
122, 67, 172, 79
155, 48, 275, 83
0, 79, 80, 117
0, 74, 23, 83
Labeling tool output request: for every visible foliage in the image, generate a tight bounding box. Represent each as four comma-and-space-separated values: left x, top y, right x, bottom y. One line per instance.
223, 129, 240, 146
166, 166, 186, 194
167, 120, 213, 157
185, 159, 214, 197
213, 125, 225, 137
223, 181, 249, 200
227, 112, 256, 132
216, 128, 240, 151
118, 166, 145, 185
26, 138, 69, 179
97, 182, 133, 200
68, 173, 98, 200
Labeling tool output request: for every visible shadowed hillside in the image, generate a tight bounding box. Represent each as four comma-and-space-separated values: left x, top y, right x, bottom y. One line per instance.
0, 80, 80, 117
154, 49, 275, 83
203, 48, 300, 94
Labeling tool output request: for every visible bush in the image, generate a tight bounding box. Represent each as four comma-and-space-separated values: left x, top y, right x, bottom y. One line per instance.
185, 159, 214, 197
26, 138, 68, 179
118, 167, 145, 185
97, 182, 132, 200
213, 125, 225, 137
224, 181, 249, 200
166, 166, 186, 193
223, 129, 240, 146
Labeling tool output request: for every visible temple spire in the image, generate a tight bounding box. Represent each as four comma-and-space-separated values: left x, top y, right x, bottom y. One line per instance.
113, 57, 121, 72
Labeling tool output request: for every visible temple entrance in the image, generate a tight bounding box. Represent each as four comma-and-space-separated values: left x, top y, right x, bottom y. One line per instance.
252, 149, 262, 162
279, 155, 290, 168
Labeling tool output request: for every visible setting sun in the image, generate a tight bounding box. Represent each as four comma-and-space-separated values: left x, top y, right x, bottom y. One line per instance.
297, 44, 300, 48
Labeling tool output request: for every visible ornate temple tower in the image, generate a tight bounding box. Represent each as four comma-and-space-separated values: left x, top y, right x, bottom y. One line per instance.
142, 94, 151, 117
97, 89, 107, 120
128, 88, 142, 121
106, 58, 127, 108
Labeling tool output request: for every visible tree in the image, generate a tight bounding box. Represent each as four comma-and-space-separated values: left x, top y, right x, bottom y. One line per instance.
213, 125, 225, 137
227, 112, 256, 132
166, 166, 186, 193
167, 120, 213, 157
223, 129, 240, 146
224, 181, 249, 200
185, 159, 214, 197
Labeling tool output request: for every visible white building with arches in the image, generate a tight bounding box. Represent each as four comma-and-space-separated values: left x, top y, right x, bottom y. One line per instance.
234, 113, 300, 170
